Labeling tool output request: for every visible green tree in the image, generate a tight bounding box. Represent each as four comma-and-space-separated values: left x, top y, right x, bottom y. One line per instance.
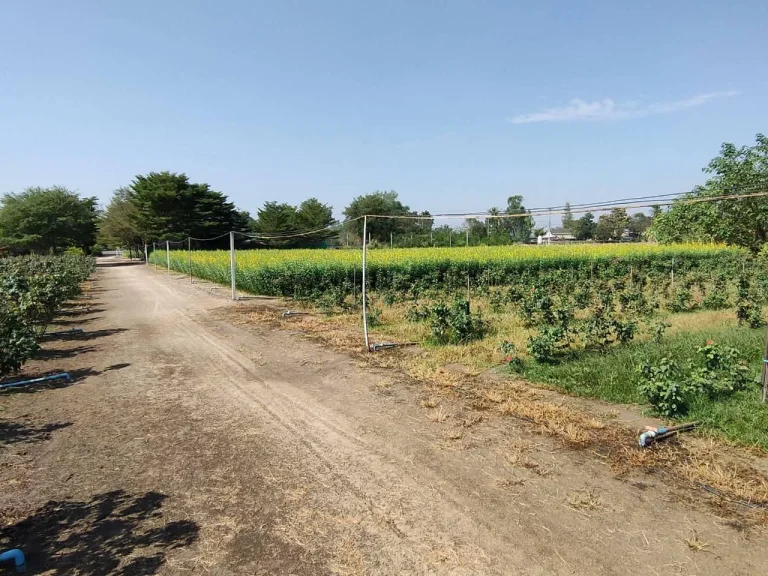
0, 186, 98, 253
99, 187, 142, 254
501, 195, 534, 243
129, 172, 245, 243
342, 191, 412, 243
293, 198, 337, 245
650, 134, 768, 251
561, 202, 574, 231
571, 212, 596, 240
627, 212, 652, 240
594, 208, 630, 242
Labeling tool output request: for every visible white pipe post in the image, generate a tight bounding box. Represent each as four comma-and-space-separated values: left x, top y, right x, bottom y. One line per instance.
144, 244, 148, 265
449, 230, 452, 247
362, 216, 369, 351
230, 231, 237, 300
166, 241, 170, 272
465, 229, 469, 246
390, 231, 393, 248
188, 237, 192, 283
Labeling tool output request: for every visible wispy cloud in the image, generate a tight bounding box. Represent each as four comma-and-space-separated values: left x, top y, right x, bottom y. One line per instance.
508, 91, 739, 124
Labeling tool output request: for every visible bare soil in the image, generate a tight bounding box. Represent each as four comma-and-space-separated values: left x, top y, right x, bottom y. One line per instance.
1, 259, 766, 575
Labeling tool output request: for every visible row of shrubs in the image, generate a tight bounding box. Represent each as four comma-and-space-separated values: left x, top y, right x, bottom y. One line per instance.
0, 254, 95, 379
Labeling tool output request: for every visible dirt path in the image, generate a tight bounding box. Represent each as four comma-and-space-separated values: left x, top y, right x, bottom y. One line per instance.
0, 260, 765, 575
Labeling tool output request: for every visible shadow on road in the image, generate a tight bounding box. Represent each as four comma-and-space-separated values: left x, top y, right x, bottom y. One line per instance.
0, 365, 130, 395
0, 490, 199, 575
42, 328, 129, 343
0, 421, 72, 446
35, 346, 99, 361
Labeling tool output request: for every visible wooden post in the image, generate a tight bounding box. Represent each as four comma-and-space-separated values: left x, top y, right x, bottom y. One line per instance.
166, 241, 170, 272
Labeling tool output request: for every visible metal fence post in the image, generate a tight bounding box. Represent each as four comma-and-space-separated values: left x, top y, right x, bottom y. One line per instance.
144, 244, 148, 265
188, 237, 192, 283
230, 231, 237, 300
166, 241, 170, 272
362, 216, 369, 351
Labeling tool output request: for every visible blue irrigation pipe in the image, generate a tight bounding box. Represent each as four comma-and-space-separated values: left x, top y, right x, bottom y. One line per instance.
0, 373, 71, 391
0, 548, 26, 572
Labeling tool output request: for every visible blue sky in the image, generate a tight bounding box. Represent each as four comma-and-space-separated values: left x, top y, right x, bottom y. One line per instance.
1, 1, 765, 224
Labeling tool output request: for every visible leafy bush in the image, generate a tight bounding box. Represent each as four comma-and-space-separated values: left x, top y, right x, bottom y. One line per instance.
405, 302, 430, 323
0, 301, 39, 379
668, 286, 696, 313
638, 358, 688, 417
429, 298, 487, 345
736, 276, 763, 328
0, 254, 95, 379
527, 325, 571, 363
638, 342, 754, 417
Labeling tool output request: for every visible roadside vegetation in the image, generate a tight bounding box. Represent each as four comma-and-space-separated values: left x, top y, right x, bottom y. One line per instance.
0, 254, 95, 380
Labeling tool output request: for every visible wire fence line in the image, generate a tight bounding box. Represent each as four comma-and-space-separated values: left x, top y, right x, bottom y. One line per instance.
144, 188, 767, 351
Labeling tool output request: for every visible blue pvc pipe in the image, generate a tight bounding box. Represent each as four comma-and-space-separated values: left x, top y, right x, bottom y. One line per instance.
0, 373, 71, 391
0, 548, 26, 572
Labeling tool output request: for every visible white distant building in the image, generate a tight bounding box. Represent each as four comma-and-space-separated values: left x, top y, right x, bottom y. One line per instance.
536, 227, 576, 244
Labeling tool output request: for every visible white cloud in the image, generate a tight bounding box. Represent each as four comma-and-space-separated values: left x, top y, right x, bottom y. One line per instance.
508, 91, 739, 124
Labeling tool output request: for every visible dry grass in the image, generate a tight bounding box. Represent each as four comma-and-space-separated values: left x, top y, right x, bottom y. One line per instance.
420, 396, 439, 409
233, 297, 768, 524
566, 488, 601, 511
684, 530, 710, 552
427, 406, 451, 423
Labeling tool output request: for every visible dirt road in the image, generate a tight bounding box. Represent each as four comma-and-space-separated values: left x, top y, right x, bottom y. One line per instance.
0, 260, 765, 575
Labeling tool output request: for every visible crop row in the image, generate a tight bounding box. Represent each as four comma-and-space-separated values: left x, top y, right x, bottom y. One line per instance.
150, 243, 747, 299
0, 254, 95, 379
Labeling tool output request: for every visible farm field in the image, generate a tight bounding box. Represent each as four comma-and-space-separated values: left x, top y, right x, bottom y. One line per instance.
4, 260, 768, 574
150, 242, 768, 449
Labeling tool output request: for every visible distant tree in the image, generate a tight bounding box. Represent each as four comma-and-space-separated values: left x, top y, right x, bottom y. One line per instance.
571, 212, 596, 240
0, 186, 98, 252
342, 191, 412, 243
561, 202, 574, 231
594, 208, 630, 242
464, 218, 488, 245
293, 198, 337, 245
627, 212, 652, 240
129, 172, 245, 243
498, 195, 534, 242
99, 187, 142, 253
649, 134, 768, 251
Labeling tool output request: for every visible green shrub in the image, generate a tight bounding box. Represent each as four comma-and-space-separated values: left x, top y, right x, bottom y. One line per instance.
638, 342, 754, 417
429, 298, 487, 345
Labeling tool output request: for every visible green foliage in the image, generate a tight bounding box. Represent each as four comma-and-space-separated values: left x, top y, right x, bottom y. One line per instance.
0, 186, 98, 253
0, 300, 38, 379
594, 208, 630, 242
702, 277, 729, 310
99, 187, 142, 250
638, 358, 688, 417
429, 298, 487, 345
0, 254, 94, 379
650, 320, 671, 343
668, 286, 696, 313
571, 212, 596, 240
343, 191, 423, 244
129, 171, 248, 243
736, 275, 764, 328
406, 302, 430, 323
650, 134, 768, 251
638, 342, 753, 417
527, 325, 571, 363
